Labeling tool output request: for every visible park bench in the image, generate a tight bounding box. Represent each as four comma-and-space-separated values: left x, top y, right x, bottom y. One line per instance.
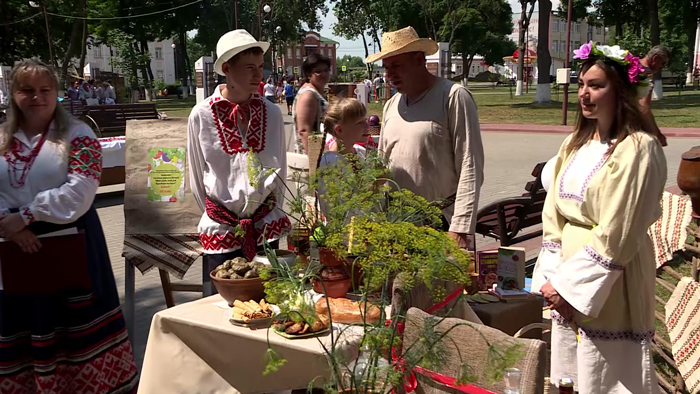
83, 103, 160, 137
61, 99, 86, 117
475, 161, 547, 246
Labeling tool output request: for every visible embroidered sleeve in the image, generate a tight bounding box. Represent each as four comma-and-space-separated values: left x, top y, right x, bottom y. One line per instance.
187, 110, 207, 213
531, 136, 572, 294
448, 87, 484, 234
26, 123, 101, 224
551, 135, 667, 317
19, 205, 35, 225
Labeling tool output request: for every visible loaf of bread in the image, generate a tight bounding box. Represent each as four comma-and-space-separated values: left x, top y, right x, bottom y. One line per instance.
315, 297, 381, 324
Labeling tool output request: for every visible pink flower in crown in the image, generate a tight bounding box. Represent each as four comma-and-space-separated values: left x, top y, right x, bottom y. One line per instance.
627, 55, 643, 84
573, 41, 593, 60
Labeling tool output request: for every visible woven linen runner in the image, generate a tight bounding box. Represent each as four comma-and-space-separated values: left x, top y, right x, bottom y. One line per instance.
122, 234, 202, 279
666, 277, 700, 394
648, 192, 692, 269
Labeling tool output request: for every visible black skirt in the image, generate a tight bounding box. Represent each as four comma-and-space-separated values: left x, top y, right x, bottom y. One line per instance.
0, 206, 139, 393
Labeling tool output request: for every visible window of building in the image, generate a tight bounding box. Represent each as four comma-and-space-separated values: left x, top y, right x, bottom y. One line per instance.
574, 22, 580, 33
155, 47, 163, 59
552, 40, 558, 53
569, 40, 573, 52
156, 70, 164, 80
93, 46, 102, 57
574, 40, 580, 51
596, 26, 602, 34
305, 47, 317, 57
587, 26, 593, 41
287, 48, 292, 58
296, 48, 301, 59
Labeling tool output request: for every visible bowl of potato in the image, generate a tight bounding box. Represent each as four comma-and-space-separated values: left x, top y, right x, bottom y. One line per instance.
210, 257, 266, 307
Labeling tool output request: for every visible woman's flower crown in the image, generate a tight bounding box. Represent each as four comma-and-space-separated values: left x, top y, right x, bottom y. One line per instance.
573, 41, 650, 98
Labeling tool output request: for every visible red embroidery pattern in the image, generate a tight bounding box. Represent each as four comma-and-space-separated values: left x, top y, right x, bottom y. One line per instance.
583, 245, 624, 270
559, 150, 609, 203
199, 216, 291, 252
0, 340, 138, 394
577, 326, 654, 343
666, 281, 699, 331
69, 136, 102, 182
209, 94, 267, 154
541, 241, 561, 250
20, 206, 35, 224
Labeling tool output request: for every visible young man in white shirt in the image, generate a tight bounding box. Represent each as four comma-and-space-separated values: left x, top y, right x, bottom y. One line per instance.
187, 30, 290, 295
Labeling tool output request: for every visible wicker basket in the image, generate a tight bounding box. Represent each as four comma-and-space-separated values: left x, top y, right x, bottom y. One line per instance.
368, 124, 381, 136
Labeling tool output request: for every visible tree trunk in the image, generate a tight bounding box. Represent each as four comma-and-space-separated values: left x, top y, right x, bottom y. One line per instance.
60, 0, 85, 88
648, 0, 663, 100
615, 21, 623, 38
536, 0, 552, 103
78, 19, 88, 76
516, 3, 528, 96
361, 33, 371, 78
179, 29, 189, 98
687, 25, 697, 84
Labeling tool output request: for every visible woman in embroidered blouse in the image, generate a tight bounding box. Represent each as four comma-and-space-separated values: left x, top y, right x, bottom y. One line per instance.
531, 43, 666, 393
0, 60, 138, 393
293, 52, 331, 154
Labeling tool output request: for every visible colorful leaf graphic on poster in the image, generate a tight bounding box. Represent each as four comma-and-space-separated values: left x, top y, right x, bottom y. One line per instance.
148, 148, 186, 202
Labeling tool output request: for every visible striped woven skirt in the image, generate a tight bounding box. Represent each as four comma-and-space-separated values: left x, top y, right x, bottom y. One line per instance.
0, 206, 138, 393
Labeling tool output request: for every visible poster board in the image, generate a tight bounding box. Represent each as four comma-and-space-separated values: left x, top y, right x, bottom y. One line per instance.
124, 118, 202, 235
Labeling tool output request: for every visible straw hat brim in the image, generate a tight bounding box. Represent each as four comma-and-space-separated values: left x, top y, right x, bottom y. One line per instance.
214, 42, 270, 76
365, 38, 438, 63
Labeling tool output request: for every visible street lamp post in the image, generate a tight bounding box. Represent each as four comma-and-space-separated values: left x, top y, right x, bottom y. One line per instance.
171, 43, 179, 84
29, 0, 54, 67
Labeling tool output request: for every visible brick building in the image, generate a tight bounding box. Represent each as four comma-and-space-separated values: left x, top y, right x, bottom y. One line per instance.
280, 32, 339, 79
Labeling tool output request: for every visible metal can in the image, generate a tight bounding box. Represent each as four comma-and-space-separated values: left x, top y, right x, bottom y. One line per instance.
558, 378, 574, 394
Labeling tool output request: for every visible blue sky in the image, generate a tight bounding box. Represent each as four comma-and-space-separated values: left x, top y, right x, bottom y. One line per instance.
322, 0, 561, 58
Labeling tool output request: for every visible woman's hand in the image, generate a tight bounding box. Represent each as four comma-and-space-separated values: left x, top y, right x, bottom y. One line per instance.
9, 228, 42, 254
540, 279, 574, 319
0, 213, 27, 239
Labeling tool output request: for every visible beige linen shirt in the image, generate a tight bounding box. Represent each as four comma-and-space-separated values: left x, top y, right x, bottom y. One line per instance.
379, 78, 484, 234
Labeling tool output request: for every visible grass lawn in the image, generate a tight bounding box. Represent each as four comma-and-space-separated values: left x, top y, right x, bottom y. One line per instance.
152, 86, 700, 128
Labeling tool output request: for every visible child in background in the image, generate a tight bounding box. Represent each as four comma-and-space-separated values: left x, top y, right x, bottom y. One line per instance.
316, 98, 370, 216
276, 81, 284, 104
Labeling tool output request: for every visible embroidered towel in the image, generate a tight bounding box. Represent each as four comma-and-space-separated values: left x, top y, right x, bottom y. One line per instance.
648, 192, 693, 269
666, 277, 700, 394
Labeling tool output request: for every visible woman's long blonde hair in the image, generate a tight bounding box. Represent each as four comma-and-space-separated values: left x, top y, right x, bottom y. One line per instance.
0, 59, 73, 154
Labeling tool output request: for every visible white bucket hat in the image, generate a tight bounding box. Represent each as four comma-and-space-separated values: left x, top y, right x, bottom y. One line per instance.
214, 29, 270, 76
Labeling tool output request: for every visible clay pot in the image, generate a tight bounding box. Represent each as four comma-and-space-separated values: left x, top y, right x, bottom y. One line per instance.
678, 146, 700, 218
319, 247, 345, 267
312, 277, 352, 298
253, 249, 297, 268
313, 264, 351, 298
210, 270, 265, 307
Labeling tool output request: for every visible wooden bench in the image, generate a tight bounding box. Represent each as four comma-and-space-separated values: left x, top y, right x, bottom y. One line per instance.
475, 162, 547, 246
83, 103, 160, 137
61, 99, 86, 117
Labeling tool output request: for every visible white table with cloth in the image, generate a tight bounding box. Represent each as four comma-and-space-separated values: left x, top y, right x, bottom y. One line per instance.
137, 295, 364, 394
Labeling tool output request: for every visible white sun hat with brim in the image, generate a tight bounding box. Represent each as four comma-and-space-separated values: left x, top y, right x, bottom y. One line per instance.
214, 29, 270, 76
365, 26, 438, 63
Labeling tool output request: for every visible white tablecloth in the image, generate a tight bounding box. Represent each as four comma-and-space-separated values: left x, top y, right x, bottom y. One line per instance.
99, 136, 125, 168
138, 295, 363, 394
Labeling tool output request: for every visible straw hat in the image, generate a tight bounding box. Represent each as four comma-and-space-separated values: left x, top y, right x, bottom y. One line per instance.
365, 27, 438, 63
214, 29, 269, 76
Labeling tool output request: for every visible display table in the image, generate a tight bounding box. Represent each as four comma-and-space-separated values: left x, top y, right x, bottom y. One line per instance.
469, 294, 544, 339
99, 136, 126, 186
138, 295, 363, 394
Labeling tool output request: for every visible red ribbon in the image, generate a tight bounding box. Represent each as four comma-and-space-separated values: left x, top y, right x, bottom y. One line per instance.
385, 286, 496, 394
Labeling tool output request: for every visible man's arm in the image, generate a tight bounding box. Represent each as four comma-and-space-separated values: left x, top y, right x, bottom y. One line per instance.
448, 87, 485, 248
639, 86, 668, 146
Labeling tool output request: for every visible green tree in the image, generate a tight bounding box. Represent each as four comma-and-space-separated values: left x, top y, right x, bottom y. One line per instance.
337, 55, 365, 69
108, 29, 150, 102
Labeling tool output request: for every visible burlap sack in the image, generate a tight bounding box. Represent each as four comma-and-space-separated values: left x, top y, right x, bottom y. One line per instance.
404, 307, 547, 394
124, 119, 202, 235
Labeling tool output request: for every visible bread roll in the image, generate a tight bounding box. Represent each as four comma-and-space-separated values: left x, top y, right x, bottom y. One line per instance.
315, 297, 381, 324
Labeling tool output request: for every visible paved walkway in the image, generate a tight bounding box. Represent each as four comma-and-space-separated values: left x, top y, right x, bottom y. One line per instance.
99, 108, 700, 370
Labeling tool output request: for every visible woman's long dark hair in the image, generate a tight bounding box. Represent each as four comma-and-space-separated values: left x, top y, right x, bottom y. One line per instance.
567, 58, 651, 155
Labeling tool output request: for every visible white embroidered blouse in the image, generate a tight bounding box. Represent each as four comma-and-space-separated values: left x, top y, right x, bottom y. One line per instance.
187, 85, 291, 254
0, 121, 102, 224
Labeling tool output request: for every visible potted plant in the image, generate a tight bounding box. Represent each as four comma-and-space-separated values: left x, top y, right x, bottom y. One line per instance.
252, 148, 523, 393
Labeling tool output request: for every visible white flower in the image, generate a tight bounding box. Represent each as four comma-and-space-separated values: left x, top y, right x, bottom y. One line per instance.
595, 45, 628, 62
